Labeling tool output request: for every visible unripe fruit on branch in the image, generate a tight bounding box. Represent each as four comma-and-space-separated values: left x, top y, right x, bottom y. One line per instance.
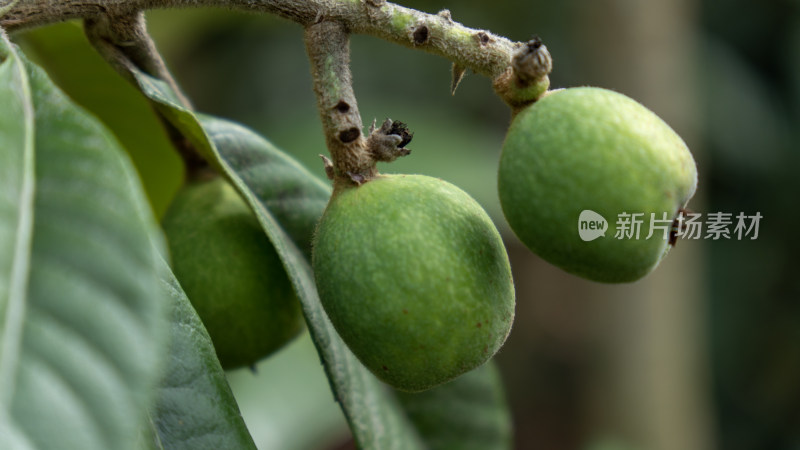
162, 177, 304, 369
313, 175, 515, 392
498, 87, 697, 283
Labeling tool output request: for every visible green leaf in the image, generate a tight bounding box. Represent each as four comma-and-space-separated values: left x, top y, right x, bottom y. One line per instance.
0, 35, 168, 450
227, 333, 350, 450
394, 361, 513, 450
194, 116, 329, 259
17, 22, 182, 219
127, 69, 425, 450
0, 29, 36, 450
148, 257, 257, 450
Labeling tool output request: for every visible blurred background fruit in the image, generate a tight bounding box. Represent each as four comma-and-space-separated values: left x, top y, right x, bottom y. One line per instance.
162, 177, 304, 370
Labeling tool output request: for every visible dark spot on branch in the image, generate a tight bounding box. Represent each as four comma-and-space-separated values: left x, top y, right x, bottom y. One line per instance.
388, 120, 413, 148
527, 35, 542, 51
334, 100, 350, 113
338, 127, 360, 143
476, 31, 491, 45
367, 119, 412, 162
413, 25, 429, 45
511, 36, 552, 84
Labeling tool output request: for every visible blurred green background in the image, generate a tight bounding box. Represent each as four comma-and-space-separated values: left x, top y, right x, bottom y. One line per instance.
14, 0, 800, 448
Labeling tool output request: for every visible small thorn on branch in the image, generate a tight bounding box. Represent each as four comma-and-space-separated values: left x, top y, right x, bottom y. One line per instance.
367, 118, 413, 162
320, 154, 335, 180
451, 63, 466, 95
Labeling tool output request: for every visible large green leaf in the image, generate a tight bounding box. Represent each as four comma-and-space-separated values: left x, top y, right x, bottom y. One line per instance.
394, 360, 512, 450
0, 28, 36, 450
0, 35, 167, 450
148, 257, 257, 450
127, 69, 425, 450
17, 22, 182, 219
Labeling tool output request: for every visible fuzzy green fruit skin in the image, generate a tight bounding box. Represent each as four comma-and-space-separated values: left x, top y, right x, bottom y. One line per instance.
162, 177, 303, 369
313, 175, 515, 392
499, 87, 697, 283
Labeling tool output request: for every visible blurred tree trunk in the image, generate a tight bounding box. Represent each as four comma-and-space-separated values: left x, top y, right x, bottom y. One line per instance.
574, 0, 715, 449
500, 0, 715, 448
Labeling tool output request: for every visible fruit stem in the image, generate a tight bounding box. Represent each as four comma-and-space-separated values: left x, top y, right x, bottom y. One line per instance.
83, 12, 213, 182
304, 21, 376, 187
492, 36, 552, 112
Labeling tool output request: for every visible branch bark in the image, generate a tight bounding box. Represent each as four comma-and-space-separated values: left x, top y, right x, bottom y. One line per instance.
1, 0, 550, 91
3, 0, 553, 181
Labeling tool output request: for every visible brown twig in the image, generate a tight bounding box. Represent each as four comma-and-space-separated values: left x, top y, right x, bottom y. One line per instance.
2, 0, 552, 106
